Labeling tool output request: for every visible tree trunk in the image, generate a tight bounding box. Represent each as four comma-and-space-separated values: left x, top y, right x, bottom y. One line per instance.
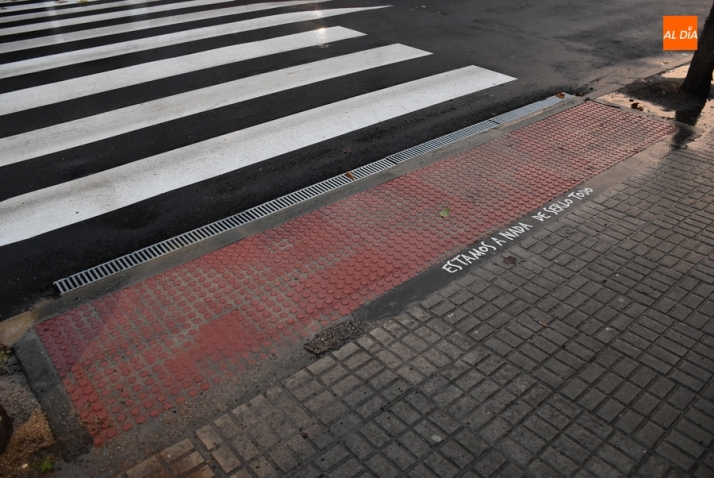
681, 1, 714, 97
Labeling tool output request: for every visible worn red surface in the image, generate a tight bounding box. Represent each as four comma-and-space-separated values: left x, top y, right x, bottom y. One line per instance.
36, 101, 675, 444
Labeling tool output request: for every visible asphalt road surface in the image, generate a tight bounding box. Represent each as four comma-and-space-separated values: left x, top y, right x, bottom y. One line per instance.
0, 0, 708, 319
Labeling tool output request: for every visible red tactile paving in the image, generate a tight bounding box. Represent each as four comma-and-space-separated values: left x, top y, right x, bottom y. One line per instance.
36, 102, 675, 445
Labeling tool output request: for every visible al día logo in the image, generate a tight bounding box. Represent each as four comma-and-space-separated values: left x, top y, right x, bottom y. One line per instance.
663, 16, 698, 50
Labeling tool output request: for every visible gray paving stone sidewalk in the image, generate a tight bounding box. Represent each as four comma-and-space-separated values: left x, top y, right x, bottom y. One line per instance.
116, 141, 714, 478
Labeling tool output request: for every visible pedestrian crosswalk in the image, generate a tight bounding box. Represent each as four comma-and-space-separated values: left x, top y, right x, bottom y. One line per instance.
1, 1, 342, 53
0, 6, 383, 75
0, 0, 515, 248
2, 43, 430, 165
0, 0, 321, 31
0, 0, 207, 24
0, 0, 101, 13
1, 27, 363, 115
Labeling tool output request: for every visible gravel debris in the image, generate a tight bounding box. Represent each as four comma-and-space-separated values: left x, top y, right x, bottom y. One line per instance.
304, 320, 364, 355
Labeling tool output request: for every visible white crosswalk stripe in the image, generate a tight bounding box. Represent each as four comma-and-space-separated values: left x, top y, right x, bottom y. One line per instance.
1, 44, 431, 165
0, 0, 330, 40
0, 27, 363, 115
0, 0, 516, 247
0, 0, 102, 13
0, 6, 384, 77
0, 0, 297, 25
0, 0, 250, 25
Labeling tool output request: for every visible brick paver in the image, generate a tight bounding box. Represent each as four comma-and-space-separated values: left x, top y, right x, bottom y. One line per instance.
115, 133, 714, 477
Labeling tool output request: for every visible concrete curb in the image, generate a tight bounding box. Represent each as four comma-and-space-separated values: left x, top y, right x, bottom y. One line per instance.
13, 330, 92, 460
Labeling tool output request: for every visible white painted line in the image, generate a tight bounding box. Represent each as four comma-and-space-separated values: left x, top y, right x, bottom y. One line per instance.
0, 0, 329, 39
0, 0, 330, 53
0, 6, 386, 78
0, 0, 101, 13
0, 65, 515, 245
1, 44, 430, 165
0, 27, 362, 115
0, 0, 310, 25
0, 0, 160, 24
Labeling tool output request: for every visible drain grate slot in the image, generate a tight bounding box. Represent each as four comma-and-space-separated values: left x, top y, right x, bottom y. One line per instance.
490, 95, 569, 124
53, 94, 570, 295
385, 120, 498, 164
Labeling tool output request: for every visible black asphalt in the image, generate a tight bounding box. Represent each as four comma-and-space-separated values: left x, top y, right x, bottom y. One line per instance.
0, 0, 708, 319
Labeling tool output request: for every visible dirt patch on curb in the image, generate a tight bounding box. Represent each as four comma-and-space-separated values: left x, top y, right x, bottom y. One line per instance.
0, 410, 59, 478
0, 346, 58, 477
0, 364, 39, 428
304, 320, 364, 355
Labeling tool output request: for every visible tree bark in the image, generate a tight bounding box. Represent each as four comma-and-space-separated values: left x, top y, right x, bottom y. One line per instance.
681, 1, 714, 97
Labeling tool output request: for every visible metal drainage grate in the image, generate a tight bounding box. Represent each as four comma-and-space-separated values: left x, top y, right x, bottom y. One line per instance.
490, 95, 568, 124
386, 120, 498, 164
54, 94, 571, 295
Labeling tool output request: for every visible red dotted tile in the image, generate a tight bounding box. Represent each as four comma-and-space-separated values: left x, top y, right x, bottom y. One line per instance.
35, 102, 675, 443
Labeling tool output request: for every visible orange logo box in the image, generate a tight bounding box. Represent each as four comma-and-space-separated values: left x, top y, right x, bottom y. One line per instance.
663, 16, 698, 50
